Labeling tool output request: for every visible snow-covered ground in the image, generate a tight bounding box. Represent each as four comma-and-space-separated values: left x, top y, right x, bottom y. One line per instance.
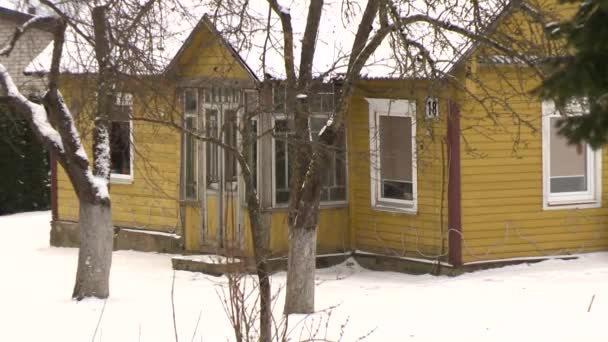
1, 211, 608, 341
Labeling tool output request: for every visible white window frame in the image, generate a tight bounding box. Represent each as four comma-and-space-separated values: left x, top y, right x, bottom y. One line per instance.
367, 98, 417, 213
271, 115, 291, 207
109, 118, 134, 185
542, 100, 602, 210
183, 88, 199, 200
271, 114, 348, 208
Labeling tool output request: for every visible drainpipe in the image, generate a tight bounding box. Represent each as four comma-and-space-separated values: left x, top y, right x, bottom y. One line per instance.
447, 99, 462, 267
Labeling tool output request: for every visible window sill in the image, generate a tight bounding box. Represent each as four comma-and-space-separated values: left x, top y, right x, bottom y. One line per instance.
110, 174, 133, 185
371, 203, 417, 215
544, 200, 601, 211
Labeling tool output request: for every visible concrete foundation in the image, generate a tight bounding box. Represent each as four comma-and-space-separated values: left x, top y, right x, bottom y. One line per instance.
50, 220, 183, 253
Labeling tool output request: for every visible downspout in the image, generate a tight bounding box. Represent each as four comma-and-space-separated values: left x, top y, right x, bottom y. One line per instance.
447, 99, 462, 267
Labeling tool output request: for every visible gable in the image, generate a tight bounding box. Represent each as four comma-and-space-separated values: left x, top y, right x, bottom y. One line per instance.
168, 19, 257, 84
463, 0, 577, 69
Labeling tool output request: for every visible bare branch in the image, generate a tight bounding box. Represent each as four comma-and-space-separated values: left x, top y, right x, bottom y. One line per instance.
298, 0, 324, 84
0, 15, 58, 57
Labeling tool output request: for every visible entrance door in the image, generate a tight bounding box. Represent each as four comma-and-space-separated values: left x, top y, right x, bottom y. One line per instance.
200, 90, 243, 254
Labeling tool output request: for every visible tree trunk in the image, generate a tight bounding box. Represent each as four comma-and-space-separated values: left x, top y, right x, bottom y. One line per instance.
72, 200, 113, 300
246, 205, 272, 341
284, 224, 317, 314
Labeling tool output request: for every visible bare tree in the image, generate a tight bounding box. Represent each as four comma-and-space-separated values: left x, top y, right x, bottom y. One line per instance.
0, 0, 200, 299
203, 0, 557, 314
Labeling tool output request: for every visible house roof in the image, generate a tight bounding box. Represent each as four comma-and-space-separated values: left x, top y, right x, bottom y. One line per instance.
0, 5, 54, 30
25, 0, 511, 80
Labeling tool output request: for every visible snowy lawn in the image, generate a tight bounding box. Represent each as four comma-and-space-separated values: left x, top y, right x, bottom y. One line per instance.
1, 211, 608, 341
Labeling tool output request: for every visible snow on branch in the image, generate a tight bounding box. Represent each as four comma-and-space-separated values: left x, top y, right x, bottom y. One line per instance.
0, 64, 65, 153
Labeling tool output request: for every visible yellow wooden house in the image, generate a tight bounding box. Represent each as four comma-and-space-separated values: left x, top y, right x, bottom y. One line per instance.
42, 1, 608, 272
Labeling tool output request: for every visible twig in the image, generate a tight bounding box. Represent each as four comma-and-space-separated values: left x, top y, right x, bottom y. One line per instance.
588, 294, 595, 312
172, 270, 179, 342
91, 299, 107, 342
191, 310, 203, 342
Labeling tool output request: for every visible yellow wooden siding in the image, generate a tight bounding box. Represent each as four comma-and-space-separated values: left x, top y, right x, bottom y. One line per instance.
459, 66, 608, 263
56, 77, 182, 234
175, 24, 252, 80
184, 205, 200, 251
268, 208, 350, 255
348, 80, 449, 260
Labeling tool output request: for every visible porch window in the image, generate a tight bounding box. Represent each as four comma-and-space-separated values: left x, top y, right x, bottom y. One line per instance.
183, 89, 198, 199
367, 98, 417, 212
272, 115, 347, 206
542, 100, 601, 208
205, 108, 219, 188
310, 116, 347, 202
202, 87, 240, 190
224, 109, 237, 183
109, 92, 133, 184
273, 119, 291, 204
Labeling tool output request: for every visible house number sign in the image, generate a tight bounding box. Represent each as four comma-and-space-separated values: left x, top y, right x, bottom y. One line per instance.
425, 97, 439, 120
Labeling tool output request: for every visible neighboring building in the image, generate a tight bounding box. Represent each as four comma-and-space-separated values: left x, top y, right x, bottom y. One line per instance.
0, 6, 53, 215
42, 1, 608, 271
0, 6, 52, 96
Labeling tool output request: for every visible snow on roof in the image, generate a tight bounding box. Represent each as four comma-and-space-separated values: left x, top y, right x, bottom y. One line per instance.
26, 0, 508, 79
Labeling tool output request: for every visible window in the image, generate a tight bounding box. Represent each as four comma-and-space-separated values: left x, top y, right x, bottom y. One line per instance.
272, 115, 347, 206
109, 92, 133, 184
367, 98, 417, 212
542, 100, 601, 209
205, 108, 219, 188
310, 116, 347, 202
224, 109, 237, 183
184, 89, 198, 199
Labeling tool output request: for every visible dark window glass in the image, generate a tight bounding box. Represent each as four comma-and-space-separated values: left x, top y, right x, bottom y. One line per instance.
184, 89, 197, 113
206, 109, 219, 187
184, 117, 197, 199
379, 115, 413, 201
224, 109, 237, 183
274, 119, 290, 204
110, 121, 131, 175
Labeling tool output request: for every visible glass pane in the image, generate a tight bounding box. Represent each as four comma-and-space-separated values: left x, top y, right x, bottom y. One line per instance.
310, 116, 326, 141
110, 121, 131, 175
184, 117, 197, 199
550, 117, 587, 193
206, 109, 219, 187
310, 95, 322, 113
224, 88, 231, 103
224, 109, 237, 183
321, 93, 334, 112
274, 119, 289, 203
382, 181, 413, 200
184, 89, 197, 113
379, 115, 413, 200
330, 187, 346, 201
